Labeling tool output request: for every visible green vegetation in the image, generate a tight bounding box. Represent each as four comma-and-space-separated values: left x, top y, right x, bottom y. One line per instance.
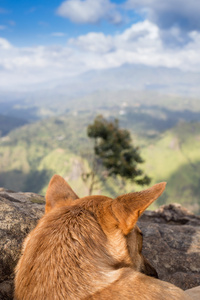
142, 122, 200, 212
84, 115, 150, 194
0, 91, 200, 214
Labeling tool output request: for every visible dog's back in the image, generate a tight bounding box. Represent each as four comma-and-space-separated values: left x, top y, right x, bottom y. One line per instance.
14, 175, 191, 300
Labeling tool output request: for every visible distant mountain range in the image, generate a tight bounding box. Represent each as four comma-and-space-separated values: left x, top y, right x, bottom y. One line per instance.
1, 64, 200, 101
0, 86, 200, 214
1, 64, 200, 214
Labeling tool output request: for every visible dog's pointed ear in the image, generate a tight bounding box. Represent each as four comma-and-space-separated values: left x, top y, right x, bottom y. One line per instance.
111, 182, 166, 235
45, 175, 79, 213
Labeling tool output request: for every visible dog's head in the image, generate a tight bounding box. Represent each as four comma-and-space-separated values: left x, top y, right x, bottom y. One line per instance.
45, 175, 166, 279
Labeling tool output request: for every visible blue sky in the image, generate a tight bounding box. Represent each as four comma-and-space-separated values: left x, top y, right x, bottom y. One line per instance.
0, 0, 139, 46
1, 0, 200, 90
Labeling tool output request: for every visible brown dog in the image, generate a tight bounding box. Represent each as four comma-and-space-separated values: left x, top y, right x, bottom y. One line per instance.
14, 175, 191, 299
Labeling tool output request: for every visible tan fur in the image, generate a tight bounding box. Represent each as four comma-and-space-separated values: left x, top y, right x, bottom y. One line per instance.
185, 286, 200, 300
45, 174, 79, 213
14, 175, 191, 300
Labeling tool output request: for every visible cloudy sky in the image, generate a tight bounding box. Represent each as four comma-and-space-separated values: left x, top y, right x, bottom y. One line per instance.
1, 0, 200, 90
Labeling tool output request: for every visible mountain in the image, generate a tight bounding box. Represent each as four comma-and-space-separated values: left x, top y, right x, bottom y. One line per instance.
1, 64, 200, 214
0, 102, 200, 214
1, 64, 200, 110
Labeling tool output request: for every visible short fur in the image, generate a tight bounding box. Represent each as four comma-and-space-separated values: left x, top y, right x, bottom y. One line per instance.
15, 175, 191, 300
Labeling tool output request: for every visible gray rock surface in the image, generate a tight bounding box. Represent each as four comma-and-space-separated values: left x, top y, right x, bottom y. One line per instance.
0, 188, 45, 300
0, 190, 200, 299
139, 204, 200, 290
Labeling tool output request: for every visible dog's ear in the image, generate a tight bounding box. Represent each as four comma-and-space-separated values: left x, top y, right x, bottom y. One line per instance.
45, 175, 79, 213
111, 182, 166, 235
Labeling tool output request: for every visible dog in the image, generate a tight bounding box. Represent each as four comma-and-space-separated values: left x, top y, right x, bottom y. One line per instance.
14, 175, 191, 299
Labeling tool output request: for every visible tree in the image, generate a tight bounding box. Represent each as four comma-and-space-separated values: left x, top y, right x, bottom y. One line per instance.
82, 115, 151, 195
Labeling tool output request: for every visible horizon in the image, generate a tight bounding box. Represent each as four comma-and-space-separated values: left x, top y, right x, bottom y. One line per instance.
1, 0, 200, 92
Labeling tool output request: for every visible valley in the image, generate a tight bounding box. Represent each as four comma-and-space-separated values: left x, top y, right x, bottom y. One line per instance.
0, 88, 200, 214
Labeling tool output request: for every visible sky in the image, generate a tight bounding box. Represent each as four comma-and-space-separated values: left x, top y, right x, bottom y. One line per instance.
1, 0, 200, 91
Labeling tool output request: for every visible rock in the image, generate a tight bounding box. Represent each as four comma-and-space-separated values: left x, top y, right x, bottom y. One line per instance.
0, 188, 45, 300
140, 203, 200, 226
139, 204, 200, 290
0, 190, 199, 299
0, 281, 13, 300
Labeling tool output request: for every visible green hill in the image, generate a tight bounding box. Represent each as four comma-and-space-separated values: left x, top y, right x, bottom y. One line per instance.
141, 122, 200, 212
0, 109, 200, 214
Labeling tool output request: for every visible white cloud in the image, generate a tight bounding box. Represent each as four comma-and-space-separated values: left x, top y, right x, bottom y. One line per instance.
69, 21, 161, 61
1, 21, 200, 90
125, 0, 200, 32
0, 41, 76, 90
57, 0, 122, 24
0, 37, 11, 49
69, 32, 114, 53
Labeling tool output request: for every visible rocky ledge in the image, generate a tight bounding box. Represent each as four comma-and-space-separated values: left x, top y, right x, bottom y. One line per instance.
0, 188, 200, 299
